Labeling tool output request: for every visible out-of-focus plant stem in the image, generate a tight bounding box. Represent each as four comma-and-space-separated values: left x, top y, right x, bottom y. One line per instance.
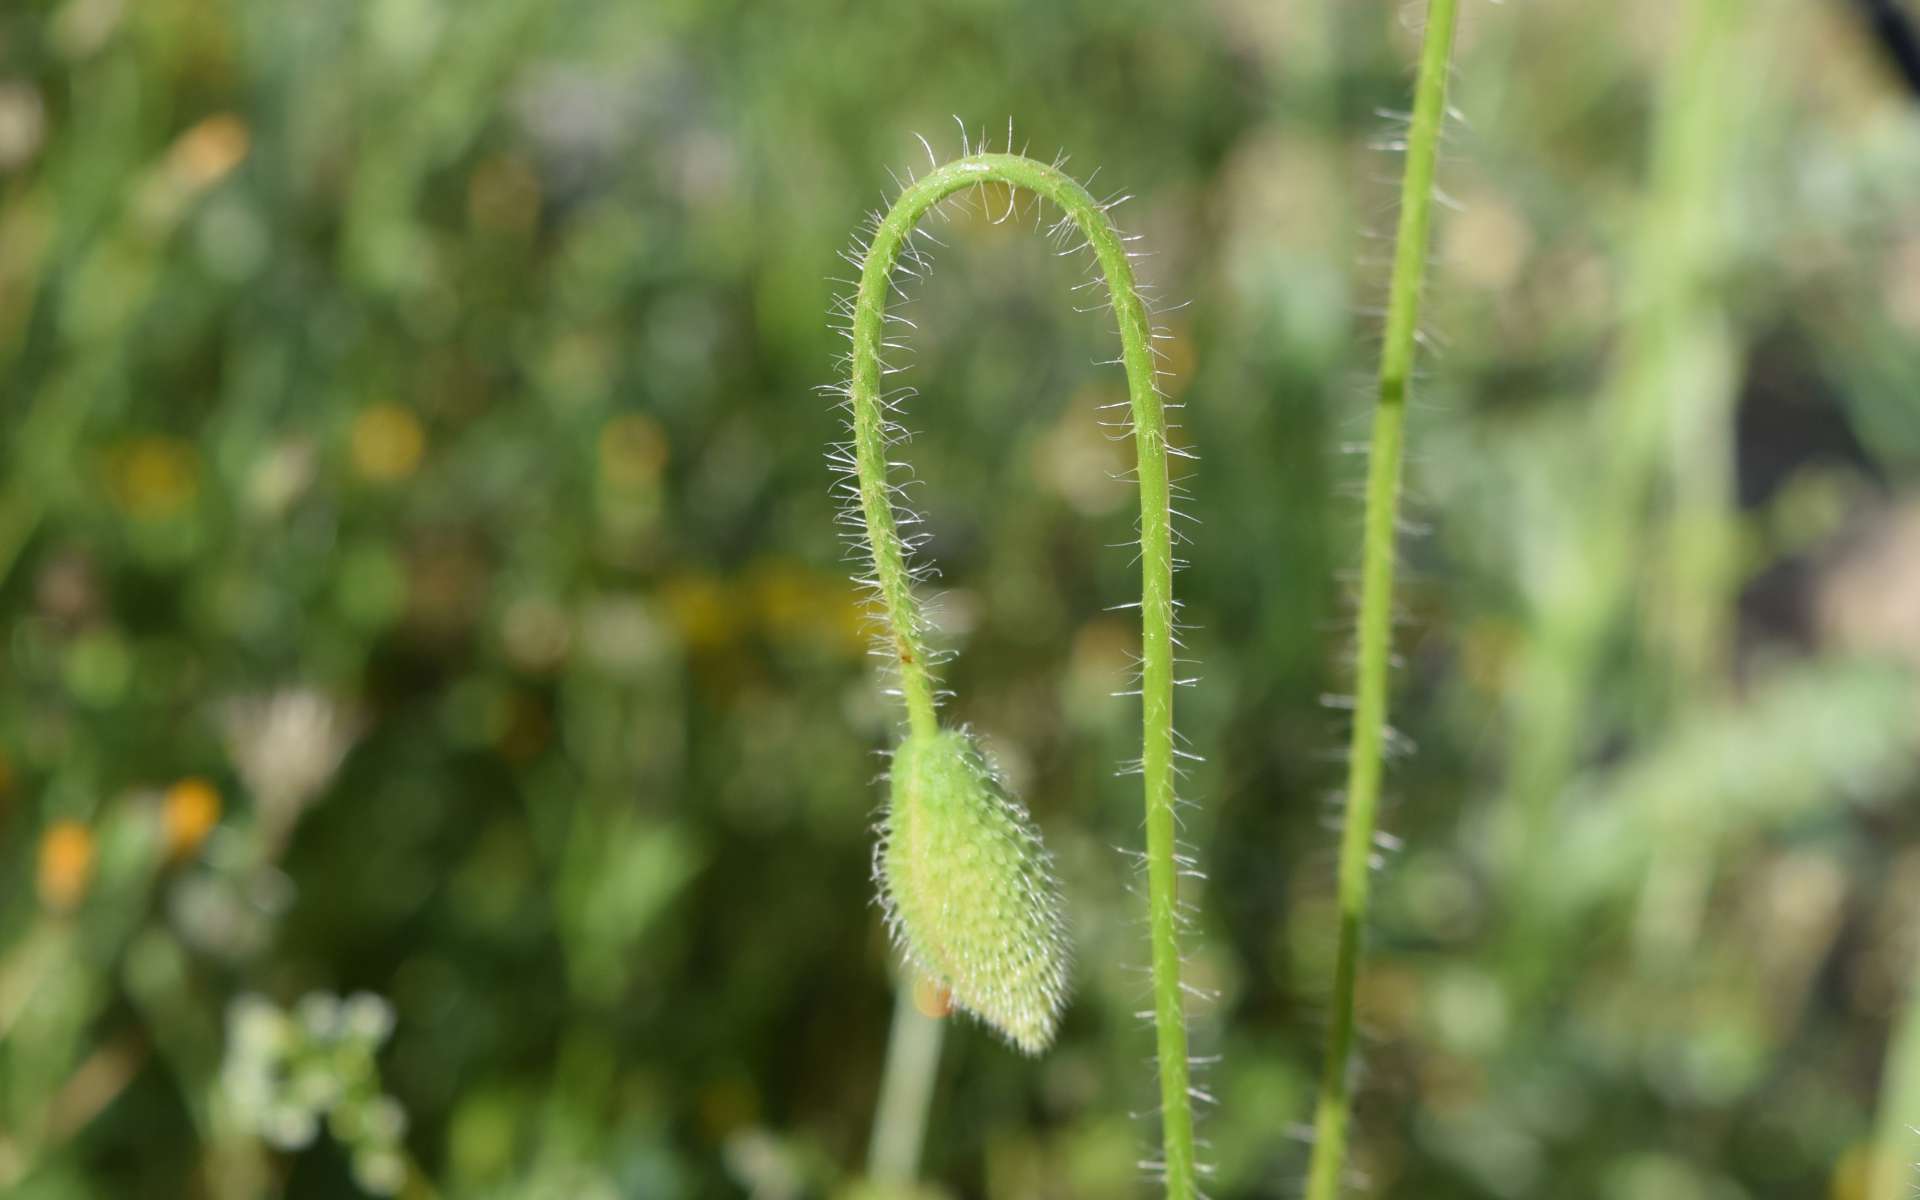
1873, 944, 1920, 1200
867, 982, 945, 1184
1504, 0, 1744, 862
1492, 0, 1751, 975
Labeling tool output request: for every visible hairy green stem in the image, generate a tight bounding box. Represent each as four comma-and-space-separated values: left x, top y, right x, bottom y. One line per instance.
1305, 4, 1458, 1197
844, 152, 1193, 1196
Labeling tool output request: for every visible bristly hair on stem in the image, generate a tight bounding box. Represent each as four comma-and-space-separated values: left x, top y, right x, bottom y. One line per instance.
1305, 2, 1460, 1198
827, 143, 1201, 1197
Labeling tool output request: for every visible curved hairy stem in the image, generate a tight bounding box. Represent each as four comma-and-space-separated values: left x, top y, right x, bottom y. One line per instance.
1305, 3, 1459, 1197
839, 152, 1195, 1197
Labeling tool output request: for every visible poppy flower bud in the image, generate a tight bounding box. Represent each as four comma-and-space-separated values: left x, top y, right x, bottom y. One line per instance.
880, 728, 1069, 1054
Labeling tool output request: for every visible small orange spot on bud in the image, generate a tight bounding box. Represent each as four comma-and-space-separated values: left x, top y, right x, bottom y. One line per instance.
163, 777, 221, 860
37, 820, 96, 913
912, 977, 953, 1020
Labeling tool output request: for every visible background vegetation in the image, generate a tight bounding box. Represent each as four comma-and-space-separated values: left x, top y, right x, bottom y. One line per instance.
2, 0, 1919, 1196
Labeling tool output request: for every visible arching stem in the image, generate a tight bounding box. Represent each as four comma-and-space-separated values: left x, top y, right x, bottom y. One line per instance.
845, 152, 1195, 1198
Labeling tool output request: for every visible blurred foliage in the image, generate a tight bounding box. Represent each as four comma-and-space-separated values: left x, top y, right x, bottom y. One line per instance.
0, 0, 1918, 1197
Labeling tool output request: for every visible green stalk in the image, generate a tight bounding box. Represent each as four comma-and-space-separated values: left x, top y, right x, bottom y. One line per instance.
841, 152, 1194, 1196
867, 984, 945, 1183
1499, 0, 1746, 968
1305, 4, 1459, 1197
1631, 0, 1744, 965
1873, 945, 1920, 1200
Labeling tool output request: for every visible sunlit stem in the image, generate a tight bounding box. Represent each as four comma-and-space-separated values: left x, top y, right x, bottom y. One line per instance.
1304, 2, 1459, 1196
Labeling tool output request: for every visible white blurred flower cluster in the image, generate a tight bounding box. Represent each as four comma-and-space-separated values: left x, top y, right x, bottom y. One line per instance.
223, 689, 359, 843
220, 991, 409, 1196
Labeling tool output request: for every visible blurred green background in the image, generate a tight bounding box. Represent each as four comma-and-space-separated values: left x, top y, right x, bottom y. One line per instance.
2, 0, 1919, 1196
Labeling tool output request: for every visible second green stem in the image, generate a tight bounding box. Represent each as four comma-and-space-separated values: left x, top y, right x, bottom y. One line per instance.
1305, 2, 1459, 1196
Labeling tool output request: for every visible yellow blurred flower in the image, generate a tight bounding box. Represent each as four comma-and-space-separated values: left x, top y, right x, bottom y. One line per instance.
748, 560, 866, 656
659, 573, 735, 654
168, 114, 251, 192
110, 435, 200, 518
163, 777, 221, 860
598, 413, 668, 492
37, 819, 96, 913
137, 114, 253, 232
351, 404, 426, 483
657, 563, 867, 660
750, 563, 814, 633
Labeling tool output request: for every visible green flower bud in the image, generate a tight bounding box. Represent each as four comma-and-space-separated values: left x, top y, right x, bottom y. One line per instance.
880, 728, 1069, 1054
